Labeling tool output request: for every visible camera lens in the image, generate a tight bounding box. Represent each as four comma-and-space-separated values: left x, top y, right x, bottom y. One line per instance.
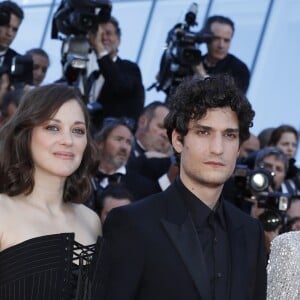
250, 172, 269, 192
249, 168, 273, 192
259, 210, 282, 232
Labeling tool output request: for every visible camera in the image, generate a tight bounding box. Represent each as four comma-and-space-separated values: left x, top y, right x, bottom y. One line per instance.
10, 55, 33, 88
52, 0, 112, 37
150, 2, 212, 98
233, 164, 292, 231
51, 0, 111, 101
233, 164, 275, 198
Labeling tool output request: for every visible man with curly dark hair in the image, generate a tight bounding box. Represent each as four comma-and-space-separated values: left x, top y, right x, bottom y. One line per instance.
101, 74, 267, 300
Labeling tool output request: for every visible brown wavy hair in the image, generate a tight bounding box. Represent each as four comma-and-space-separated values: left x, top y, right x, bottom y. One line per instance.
0, 84, 99, 203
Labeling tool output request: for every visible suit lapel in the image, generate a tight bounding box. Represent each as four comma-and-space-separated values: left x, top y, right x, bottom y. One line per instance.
161, 217, 211, 300
160, 184, 211, 300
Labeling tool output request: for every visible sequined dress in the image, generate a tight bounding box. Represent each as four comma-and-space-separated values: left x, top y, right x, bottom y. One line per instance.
0, 233, 103, 300
267, 231, 300, 300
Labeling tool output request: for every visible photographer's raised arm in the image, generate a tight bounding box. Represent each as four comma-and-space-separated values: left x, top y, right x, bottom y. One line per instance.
87, 25, 109, 58
193, 61, 208, 79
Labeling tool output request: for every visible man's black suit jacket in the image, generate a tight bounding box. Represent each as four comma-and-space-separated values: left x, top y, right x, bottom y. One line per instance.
127, 153, 171, 181
102, 180, 267, 300
119, 168, 161, 200
96, 55, 145, 124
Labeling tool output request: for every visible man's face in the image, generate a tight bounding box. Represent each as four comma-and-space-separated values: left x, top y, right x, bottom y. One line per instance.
99, 22, 120, 55
139, 106, 170, 153
32, 54, 49, 86
173, 107, 240, 190
261, 154, 286, 190
0, 14, 21, 51
206, 21, 233, 63
99, 125, 133, 171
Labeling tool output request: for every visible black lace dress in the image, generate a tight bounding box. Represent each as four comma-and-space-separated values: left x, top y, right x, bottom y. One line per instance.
0, 233, 103, 300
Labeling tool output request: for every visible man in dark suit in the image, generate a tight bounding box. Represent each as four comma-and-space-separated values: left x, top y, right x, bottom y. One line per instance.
194, 15, 250, 94
87, 16, 144, 127
127, 101, 174, 183
101, 74, 267, 300
0, 1, 24, 71
86, 117, 160, 211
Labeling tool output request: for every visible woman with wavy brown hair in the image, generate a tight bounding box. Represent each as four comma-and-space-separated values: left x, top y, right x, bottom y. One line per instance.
0, 84, 102, 299
268, 124, 300, 192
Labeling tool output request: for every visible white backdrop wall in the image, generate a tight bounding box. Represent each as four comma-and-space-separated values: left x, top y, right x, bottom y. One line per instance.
10, 0, 300, 163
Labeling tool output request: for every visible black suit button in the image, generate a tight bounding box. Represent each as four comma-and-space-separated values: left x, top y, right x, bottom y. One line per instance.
216, 272, 222, 278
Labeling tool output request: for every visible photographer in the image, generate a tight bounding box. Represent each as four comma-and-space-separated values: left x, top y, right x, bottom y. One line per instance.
194, 15, 250, 94
155, 9, 250, 101
0, 1, 24, 71
249, 147, 295, 255
86, 16, 145, 126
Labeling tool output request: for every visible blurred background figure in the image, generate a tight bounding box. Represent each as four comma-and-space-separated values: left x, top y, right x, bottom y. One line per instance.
86, 15, 145, 127
248, 147, 296, 255
95, 183, 133, 224
86, 117, 161, 210
155, 12, 250, 101
0, 1, 24, 70
0, 65, 11, 109
133, 101, 171, 156
285, 197, 300, 231
25, 48, 50, 86
194, 15, 250, 93
0, 88, 23, 125
127, 101, 173, 182
268, 124, 299, 184
239, 132, 260, 159
258, 127, 275, 149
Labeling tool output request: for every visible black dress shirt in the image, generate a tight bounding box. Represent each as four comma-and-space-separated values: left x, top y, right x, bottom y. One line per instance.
176, 179, 231, 300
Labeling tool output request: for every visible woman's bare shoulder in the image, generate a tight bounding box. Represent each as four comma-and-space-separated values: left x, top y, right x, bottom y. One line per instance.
71, 203, 102, 236
0, 194, 14, 248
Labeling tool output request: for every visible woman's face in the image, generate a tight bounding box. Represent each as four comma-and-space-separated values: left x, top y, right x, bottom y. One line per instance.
276, 132, 298, 159
31, 100, 87, 179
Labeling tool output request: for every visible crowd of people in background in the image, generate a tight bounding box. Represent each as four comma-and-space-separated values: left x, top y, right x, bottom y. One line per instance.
0, 1, 299, 299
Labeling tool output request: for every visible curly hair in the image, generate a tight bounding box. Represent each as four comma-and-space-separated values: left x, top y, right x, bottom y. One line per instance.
0, 84, 99, 203
164, 74, 255, 147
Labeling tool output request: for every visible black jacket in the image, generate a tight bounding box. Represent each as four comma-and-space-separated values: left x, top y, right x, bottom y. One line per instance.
102, 180, 267, 300
95, 55, 145, 124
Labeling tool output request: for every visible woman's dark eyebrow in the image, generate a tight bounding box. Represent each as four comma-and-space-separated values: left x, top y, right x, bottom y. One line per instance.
48, 118, 86, 126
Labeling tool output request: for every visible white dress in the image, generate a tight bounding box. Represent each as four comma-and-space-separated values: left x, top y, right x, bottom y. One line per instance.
267, 231, 300, 300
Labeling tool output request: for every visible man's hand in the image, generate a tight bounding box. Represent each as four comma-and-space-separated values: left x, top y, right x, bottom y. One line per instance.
87, 25, 107, 55
193, 61, 208, 79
